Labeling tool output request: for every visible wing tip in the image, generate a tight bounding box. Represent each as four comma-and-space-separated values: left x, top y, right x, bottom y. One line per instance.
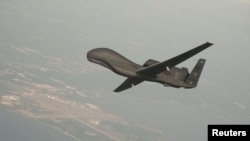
113, 89, 120, 92
206, 41, 214, 46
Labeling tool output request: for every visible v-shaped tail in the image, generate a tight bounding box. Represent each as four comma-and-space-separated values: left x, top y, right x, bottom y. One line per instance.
185, 59, 206, 87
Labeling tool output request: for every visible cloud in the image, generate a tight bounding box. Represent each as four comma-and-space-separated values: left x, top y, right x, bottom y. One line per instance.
238, 0, 250, 4
234, 101, 247, 109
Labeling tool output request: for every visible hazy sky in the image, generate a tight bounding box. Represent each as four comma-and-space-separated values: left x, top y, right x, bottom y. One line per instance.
0, 0, 249, 141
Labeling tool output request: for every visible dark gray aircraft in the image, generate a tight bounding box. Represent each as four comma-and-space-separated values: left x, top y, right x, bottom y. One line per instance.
87, 42, 213, 92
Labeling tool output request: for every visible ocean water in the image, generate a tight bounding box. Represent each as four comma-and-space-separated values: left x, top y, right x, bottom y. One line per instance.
0, 108, 76, 141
